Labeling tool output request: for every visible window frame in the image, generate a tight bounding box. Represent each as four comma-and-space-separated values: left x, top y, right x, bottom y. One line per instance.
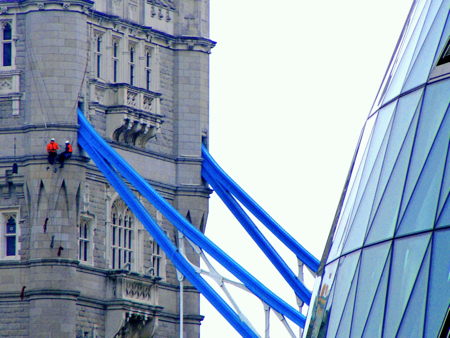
0, 21, 14, 69
78, 215, 94, 265
0, 208, 20, 260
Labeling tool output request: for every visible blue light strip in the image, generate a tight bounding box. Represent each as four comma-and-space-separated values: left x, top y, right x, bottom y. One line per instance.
202, 164, 312, 305
201, 145, 320, 273
77, 109, 306, 328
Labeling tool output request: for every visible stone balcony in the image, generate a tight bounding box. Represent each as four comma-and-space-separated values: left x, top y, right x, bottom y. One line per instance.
89, 81, 164, 148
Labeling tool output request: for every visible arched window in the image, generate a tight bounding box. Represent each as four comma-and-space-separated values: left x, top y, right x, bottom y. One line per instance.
1, 23, 13, 67
111, 199, 134, 270
0, 210, 19, 259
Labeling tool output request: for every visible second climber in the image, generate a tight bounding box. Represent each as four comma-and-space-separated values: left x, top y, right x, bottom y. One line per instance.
46, 138, 59, 167
58, 140, 73, 168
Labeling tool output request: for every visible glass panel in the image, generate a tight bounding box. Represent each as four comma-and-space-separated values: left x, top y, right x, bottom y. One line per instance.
84, 242, 88, 261
401, 0, 440, 86
6, 217, 16, 234
437, 113, 450, 217
118, 249, 121, 268
6, 236, 15, 256
397, 108, 449, 235
372, 90, 423, 220
3, 23, 12, 40
401, 80, 450, 218
361, 253, 391, 337
351, 241, 391, 338
396, 244, 430, 337
382, 0, 433, 103
432, 14, 450, 65
365, 113, 417, 245
325, 251, 361, 338
3, 43, 11, 67
383, 233, 431, 338
342, 126, 391, 254
113, 43, 118, 57
112, 248, 115, 268
334, 263, 359, 338
327, 115, 377, 262
425, 229, 450, 338
436, 194, 449, 228
129, 232, 132, 249
403, 1, 450, 91
118, 229, 121, 246
79, 241, 82, 260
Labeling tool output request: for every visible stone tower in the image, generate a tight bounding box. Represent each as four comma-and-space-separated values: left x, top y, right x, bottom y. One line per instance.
0, 0, 214, 336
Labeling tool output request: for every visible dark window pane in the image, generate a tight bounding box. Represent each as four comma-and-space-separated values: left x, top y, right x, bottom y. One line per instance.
97, 55, 101, 77
113, 60, 117, 82
83, 224, 87, 238
130, 48, 134, 62
112, 248, 115, 268
3, 43, 11, 67
146, 70, 151, 90
79, 241, 82, 260
6, 217, 16, 234
129, 233, 132, 249
112, 227, 116, 245
3, 24, 11, 40
97, 37, 101, 52
6, 236, 15, 256
146, 53, 150, 67
118, 229, 121, 246
130, 65, 134, 85
113, 43, 118, 57
118, 249, 121, 268
84, 242, 88, 261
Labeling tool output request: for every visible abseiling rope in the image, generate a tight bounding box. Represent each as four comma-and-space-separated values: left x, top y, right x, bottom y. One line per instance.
77, 132, 259, 338
77, 109, 306, 328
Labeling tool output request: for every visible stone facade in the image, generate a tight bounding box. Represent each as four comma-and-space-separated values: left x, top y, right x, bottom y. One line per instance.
0, 0, 214, 336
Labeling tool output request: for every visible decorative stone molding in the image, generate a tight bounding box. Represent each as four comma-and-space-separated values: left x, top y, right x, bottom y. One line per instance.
0, 72, 21, 116
108, 273, 157, 306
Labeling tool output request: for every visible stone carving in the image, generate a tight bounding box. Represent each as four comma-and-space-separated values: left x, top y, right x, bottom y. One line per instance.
0, 6, 8, 14
147, 0, 175, 10
0, 78, 12, 91
127, 91, 138, 107
143, 96, 153, 111
125, 280, 152, 301
95, 87, 105, 104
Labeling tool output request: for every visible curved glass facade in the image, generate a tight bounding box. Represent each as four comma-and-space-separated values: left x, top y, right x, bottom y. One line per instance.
305, 0, 450, 336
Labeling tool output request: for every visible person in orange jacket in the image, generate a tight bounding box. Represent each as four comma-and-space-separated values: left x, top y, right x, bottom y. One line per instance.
46, 138, 59, 165
58, 140, 73, 168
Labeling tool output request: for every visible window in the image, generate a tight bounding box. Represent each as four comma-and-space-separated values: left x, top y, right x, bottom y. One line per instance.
1, 22, 13, 67
78, 219, 90, 262
95, 35, 102, 78
111, 199, 134, 270
150, 240, 161, 276
145, 51, 151, 90
0, 210, 19, 259
437, 39, 450, 66
112, 41, 119, 82
129, 46, 135, 86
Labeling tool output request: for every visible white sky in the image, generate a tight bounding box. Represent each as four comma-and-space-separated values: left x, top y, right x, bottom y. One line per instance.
200, 1, 412, 337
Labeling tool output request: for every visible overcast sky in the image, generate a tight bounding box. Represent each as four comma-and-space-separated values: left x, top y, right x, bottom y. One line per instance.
200, 1, 412, 336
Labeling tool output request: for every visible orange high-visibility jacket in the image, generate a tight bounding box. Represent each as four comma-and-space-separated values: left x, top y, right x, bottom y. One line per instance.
47, 142, 59, 153
66, 144, 73, 153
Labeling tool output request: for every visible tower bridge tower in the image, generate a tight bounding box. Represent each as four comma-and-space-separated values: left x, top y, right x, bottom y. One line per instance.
0, 0, 214, 336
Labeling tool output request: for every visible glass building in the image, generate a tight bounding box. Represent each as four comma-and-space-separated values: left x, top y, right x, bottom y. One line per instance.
305, 0, 450, 336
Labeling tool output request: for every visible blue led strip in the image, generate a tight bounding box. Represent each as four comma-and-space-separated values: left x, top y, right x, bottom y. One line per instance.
78, 133, 258, 337
201, 145, 320, 273
202, 164, 312, 305
77, 109, 306, 328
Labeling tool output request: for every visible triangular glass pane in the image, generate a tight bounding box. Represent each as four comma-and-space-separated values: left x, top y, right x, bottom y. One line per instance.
328, 115, 378, 262
403, 1, 450, 91
432, 9, 450, 65
351, 242, 391, 338
396, 243, 431, 338
361, 252, 391, 338
335, 263, 359, 338
425, 229, 450, 338
436, 193, 450, 228
342, 106, 395, 254
437, 130, 450, 218
325, 251, 361, 338
397, 108, 450, 235
400, 80, 450, 218
365, 110, 418, 245
383, 233, 431, 338
381, 0, 434, 103
370, 90, 423, 227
